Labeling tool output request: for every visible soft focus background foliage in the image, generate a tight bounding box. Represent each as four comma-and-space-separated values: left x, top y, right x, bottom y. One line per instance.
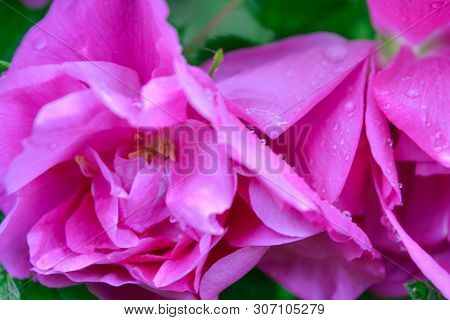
0, 0, 436, 300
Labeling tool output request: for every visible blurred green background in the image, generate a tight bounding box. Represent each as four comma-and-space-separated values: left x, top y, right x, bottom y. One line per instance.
0, 0, 437, 300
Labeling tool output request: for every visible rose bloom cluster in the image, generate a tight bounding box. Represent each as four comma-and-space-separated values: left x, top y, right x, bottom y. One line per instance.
0, 0, 449, 299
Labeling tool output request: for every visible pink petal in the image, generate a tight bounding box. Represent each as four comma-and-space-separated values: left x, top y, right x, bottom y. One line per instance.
199, 246, 268, 299
248, 179, 324, 238
4, 89, 127, 193
0, 163, 80, 277
10, 0, 182, 82
214, 34, 373, 139
365, 59, 402, 209
92, 175, 139, 248
166, 121, 236, 235
276, 60, 367, 201
259, 234, 385, 299
0, 65, 84, 182
373, 47, 450, 167
383, 207, 450, 298
153, 242, 204, 288
225, 195, 299, 247
367, 0, 450, 45
65, 194, 117, 254
121, 166, 170, 234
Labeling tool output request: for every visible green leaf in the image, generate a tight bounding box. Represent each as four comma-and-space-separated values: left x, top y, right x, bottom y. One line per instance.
0, 60, 9, 72
220, 269, 297, 300
167, 0, 272, 63
0, 265, 20, 300
405, 280, 445, 300
0, 0, 49, 61
57, 285, 98, 300
246, 0, 375, 40
19, 280, 61, 300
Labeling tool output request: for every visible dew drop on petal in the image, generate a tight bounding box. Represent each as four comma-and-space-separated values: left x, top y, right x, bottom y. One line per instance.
34, 38, 47, 50
386, 138, 394, 148
132, 100, 143, 109
429, 1, 445, 9
324, 44, 348, 62
434, 145, 443, 153
344, 101, 355, 112
342, 210, 352, 220
402, 75, 411, 81
406, 88, 420, 98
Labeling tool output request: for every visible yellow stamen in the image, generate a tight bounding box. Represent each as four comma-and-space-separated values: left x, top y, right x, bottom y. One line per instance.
128, 133, 176, 163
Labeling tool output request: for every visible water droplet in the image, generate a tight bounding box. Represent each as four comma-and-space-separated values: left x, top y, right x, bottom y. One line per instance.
386, 138, 394, 148
380, 215, 390, 226
339, 138, 345, 145
278, 154, 285, 160
34, 38, 47, 50
429, 1, 445, 9
398, 182, 403, 189
433, 145, 443, 153
344, 154, 350, 161
344, 101, 355, 112
402, 75, 411, 81
384, 103, 391, 110
333, 122, 340, 131
132, 100, 143, 109
342, 210, 352, 220
260, 138, 266, 145
324, 44, 348, 62
406, 88, 420, 98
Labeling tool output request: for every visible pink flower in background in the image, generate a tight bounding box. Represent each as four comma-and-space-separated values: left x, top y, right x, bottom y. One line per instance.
367, 0, 450, 45
198, 0, 450, 298
367, 0, 450, 298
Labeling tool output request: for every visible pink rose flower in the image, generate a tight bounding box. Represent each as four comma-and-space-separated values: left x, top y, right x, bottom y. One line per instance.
367, 0, 450, 45
198, 20, 450, 297
366, 0, 450, 298
0, 0, 267, 299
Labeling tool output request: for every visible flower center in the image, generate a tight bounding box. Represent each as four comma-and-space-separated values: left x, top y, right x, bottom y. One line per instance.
128, 132, 176, 163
